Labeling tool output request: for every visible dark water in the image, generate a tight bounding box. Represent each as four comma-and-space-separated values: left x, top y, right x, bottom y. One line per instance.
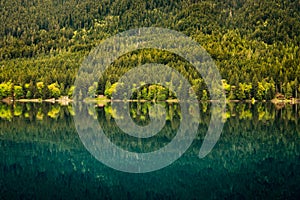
0, 102, 299, 199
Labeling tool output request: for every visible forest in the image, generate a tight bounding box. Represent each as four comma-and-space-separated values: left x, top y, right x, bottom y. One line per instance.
0, 0, 299, 101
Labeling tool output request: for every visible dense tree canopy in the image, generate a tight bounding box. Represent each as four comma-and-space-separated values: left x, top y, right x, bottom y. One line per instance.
0, 0, 299, 100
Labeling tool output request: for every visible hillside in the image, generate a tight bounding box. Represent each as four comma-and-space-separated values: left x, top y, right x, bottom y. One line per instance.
0, 0, 299, 100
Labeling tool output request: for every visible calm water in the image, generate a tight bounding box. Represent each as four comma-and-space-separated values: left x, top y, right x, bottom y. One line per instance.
0, 102, 299, 199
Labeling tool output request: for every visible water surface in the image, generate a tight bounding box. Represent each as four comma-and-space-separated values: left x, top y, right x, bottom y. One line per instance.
0, 102, 299, 199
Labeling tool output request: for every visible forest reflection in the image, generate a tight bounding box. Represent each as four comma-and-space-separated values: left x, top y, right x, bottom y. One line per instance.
0, 101, 298, 185
1, 101, 299, 152
0, 102, 299, 123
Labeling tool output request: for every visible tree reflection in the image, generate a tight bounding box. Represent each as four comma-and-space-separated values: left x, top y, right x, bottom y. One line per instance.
0, 102, 299, 125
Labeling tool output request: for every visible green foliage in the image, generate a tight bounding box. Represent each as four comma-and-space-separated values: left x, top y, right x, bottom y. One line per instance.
104, 82, 119, 99
47, 82, 61, 99
47, 105, 61, 119
284, 82, 293, 99
0, 0, 299, 100
67, 86, 75, 98
255, 80, 276, 100
0, 104, 13, 121
156, 85, 168, 101
88, 82, 98, 98
13, 85, 23, 99
36, 82, 45, 98
0, 82, 12, 99
201, 90, 208, 101
237, 83, 252, 100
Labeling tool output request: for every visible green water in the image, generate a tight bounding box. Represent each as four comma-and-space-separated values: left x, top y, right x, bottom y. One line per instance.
0, 102, 299, 199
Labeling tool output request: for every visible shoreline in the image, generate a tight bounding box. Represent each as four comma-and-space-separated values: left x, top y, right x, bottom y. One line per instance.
2, 97, 300, 104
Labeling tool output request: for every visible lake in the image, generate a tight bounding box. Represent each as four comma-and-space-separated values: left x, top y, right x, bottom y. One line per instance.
0, 102, 299, 199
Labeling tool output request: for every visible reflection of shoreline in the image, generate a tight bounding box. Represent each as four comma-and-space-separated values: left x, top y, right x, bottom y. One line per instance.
0, 102, 298, 162
2, 98, 300, 106
89, 98, 300, 106
5, 97, 300, 102
14, 97, 73, 105
0, 105, 298, 199
1, 87, 300, 105
0, 101, 299, 128
16, 99, 42, 102
271, 98, 299, 104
